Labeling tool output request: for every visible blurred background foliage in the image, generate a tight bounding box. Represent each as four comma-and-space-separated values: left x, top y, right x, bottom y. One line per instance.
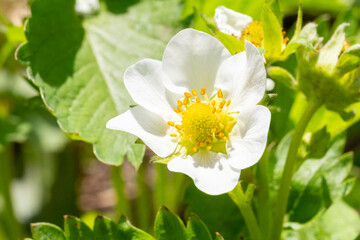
0, 0, 359, 239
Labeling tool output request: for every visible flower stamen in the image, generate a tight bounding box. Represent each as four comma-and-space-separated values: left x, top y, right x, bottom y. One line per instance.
168, 87, 237, 154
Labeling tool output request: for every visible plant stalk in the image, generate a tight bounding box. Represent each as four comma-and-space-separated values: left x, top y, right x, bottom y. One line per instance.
271, 100, 321, 240
229, 183, 262, 240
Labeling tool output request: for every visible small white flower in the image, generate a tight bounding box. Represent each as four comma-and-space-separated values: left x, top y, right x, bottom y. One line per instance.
107, 29, 271, 195
214, 6, 253, 39
215, 6, 276, 89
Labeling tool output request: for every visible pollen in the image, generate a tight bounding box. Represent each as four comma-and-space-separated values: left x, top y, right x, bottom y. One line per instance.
167, 87, 238, 155
201, 87, 206, 95
192, 89, 198, 96
240, 21, 264, 47
184, 92, 192, 98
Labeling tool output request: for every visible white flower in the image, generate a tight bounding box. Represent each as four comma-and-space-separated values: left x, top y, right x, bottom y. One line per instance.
215, 6, 276, 90
214, 6, 253, 39
106, 29, 271, 195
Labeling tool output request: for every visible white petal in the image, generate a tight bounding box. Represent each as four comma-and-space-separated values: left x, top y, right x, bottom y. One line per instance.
228, 105, 271, 170
167, 151, 240, 195
214, 6, 252, 38
106, 106, 177, 158
162, 29, 231, 95
216, 41, 266, 111
124, 59, 181, 120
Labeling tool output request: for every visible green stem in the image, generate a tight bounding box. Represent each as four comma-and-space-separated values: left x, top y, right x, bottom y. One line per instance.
154, 164, 167, 212
229, 183, 262, 240
271, 100, 321, 240
0, 147, 21, 240
257, 152, 271, 239
135, 164, 151, 232
111, 166, 131, 219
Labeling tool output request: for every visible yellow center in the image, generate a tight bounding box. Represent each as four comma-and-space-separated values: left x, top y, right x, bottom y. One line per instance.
240, 21, 264, 47
168, 87, 237, 155
182, 103, 218, 143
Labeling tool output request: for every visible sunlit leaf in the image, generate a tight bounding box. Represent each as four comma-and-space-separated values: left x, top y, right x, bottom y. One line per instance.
262, 2, 283, 60
16, 0, 182, 167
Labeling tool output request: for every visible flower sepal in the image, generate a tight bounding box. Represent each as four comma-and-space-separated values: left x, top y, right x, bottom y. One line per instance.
296, 23, 360, 114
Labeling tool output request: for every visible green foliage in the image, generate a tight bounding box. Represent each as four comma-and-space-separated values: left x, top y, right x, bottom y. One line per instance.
29, 209, 218, 240
31, 223, 66, 240
187, 214, 212, 240
287, 134, 354, 222
154, 206, 187, 240
4, 0, 360, 239
306, 126, 330, 158
16, 0, 183, 167
64, 216, 94, 240
184, 185, 245, 239
284, 201, 360, 240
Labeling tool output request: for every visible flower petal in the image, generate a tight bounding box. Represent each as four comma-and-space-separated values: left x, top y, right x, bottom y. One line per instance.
214, 6, 253, 38
124, 58, 181, 120
167, 151, 240, 195
106, 106, 177, 157
228, 105, 271, 170
162, 29, 231, 95
216, 41, 266, 110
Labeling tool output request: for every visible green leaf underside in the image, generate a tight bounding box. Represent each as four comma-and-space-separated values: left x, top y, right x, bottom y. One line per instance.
17, 0, 182, 166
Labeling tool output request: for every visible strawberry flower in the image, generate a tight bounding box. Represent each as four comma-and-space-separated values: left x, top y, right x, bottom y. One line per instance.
107, 29, 271, 195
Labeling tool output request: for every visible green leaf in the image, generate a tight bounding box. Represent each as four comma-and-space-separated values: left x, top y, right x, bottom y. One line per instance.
288, 135, 354, 223
16, 0, 182, 166
198, 12, 244, 55
64, 215, 94, 240
154, 206, 187, 240
290, 94, 360, 138
117, 215, 154, 240
267, 66, 296, 89
184, 185, 245, 239
215, 32, 245, 55
307, 126, 331, 158
93, 216, 118, 239
284, 201, 360, 240
187, 214, 212, 240
261, 2, 283, 61
31, 223, 66, 240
